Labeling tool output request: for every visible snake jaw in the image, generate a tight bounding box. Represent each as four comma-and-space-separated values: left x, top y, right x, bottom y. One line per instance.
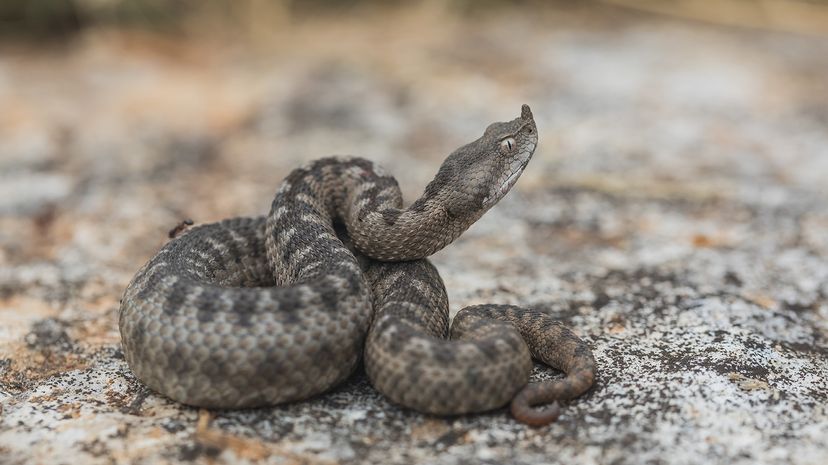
483, 140, 536, 208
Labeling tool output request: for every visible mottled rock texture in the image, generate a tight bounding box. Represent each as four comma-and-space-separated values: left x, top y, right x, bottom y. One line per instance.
1, 4, 827, 465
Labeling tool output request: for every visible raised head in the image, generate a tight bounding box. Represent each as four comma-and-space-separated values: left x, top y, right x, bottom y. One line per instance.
427, 104, 538, 216
480, 104, 538, 207
349, 105, 539, 261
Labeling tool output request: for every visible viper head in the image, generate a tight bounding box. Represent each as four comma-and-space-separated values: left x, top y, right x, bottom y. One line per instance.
479, 104, 538, 208
428, 104, 538, 217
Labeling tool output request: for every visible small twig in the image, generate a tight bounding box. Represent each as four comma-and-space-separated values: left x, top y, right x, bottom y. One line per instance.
168, 219, 194, 239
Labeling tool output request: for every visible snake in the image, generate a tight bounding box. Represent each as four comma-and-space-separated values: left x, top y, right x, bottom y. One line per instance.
119, 105, 596, 426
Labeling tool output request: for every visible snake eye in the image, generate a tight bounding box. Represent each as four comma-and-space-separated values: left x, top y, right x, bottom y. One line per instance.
500, 137, 516, 154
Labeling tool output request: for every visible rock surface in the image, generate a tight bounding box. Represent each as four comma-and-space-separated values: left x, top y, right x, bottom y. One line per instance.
1, 5, 827, 465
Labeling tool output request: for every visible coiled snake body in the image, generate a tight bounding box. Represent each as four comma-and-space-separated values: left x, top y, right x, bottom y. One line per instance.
119, 105, 595, 425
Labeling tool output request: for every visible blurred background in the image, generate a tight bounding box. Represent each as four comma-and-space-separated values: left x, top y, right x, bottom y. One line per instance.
1, 2, 828, 464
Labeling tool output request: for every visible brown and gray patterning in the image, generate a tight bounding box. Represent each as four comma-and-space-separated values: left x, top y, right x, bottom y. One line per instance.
119, 105, 596, 426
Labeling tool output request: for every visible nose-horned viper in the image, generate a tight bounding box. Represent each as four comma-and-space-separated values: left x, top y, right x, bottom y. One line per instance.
119, 105, 595, 426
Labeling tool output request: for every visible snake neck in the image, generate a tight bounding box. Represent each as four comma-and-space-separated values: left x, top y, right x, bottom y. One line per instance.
349, 206, 480, 262
344, 172, 486, 262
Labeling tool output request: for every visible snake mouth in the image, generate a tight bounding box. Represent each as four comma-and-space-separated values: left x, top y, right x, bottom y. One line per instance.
500, 161, 528, 194
483, 152, 533, 208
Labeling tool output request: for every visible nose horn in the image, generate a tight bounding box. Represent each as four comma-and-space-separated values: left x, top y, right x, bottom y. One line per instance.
521, 104, 533, 121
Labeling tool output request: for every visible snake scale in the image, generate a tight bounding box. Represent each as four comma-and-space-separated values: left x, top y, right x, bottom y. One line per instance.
119, 105, 596, 426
